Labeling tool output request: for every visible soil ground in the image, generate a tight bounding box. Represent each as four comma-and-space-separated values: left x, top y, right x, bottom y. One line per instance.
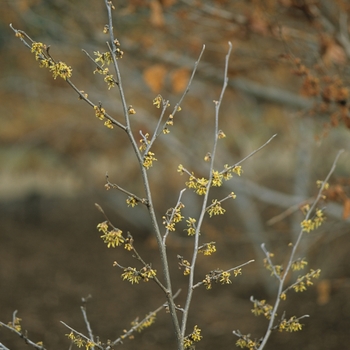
1, 194, 350, 350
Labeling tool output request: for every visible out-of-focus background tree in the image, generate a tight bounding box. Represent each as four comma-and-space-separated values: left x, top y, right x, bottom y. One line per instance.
1, 1, 350, 349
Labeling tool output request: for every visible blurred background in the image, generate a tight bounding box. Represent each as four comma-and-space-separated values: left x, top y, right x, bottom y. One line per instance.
1, 1, 350, 349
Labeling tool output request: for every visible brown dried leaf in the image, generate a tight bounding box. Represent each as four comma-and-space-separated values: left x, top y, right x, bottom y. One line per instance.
342, 197, 350, 219
171, 68, 190, 94
143, 64, 167, 93
321, 36, 347, 67
317, 279, 331, 305
150, 0, 164, 28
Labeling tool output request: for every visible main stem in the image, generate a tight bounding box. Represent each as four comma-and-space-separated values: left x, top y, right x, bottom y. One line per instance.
104, 2, 182, 348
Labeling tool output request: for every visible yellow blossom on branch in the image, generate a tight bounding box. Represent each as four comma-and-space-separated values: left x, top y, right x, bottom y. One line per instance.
153, 94, 162, 108
94, 105, 106, 120
198, 242, 216, 256
143, 151, 157, 169
104, 119, 114, 129
207, 199, 226, 217
195, 177, 209, 195
131, 313, 156, 332
104, 74, 116, 89
232, 165, 243, 176
219, 271, 232, 284
126, 196, 138, 207
121, 267, 141, 284
100, 229, 125, 248
279, 316, 303, 332
183, 325, 202, 349
49, 61, 72, 80
291, 258, 308, 271
212, 170, 223, 187
94, 51, 113, 66
139, 133, 150, 151
301, 208, 325, 232
185, 217, 197, 236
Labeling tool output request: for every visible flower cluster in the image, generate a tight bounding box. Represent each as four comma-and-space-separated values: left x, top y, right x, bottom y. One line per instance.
98, 221, 125, 248
7, 316, 22, 332
207, 199, 226, 217
212, 170, 223, 187
198, 242, 216, 256
185, 217, 197, 236
121, 265, 157, 284
139, 133, 150, 151
301, 209, 326, 232
202, 269, 233, 290
143, 151, 157, 169
263, 254, 283, 277
66, 332, 95, 349
292, 269, 321, 292
222, 164, 243, 179
163, 114, 174, 134
178, 163, 243, 196
316, 180, 329, 190
131, 312, 156, 332
183, 325, 202, 349
251, 298, 274, 319
93, 51, 120, 89
31, 42, 72, 80
153, 94, 163, 108
93, 104, 113, 129
185, 174, 209, 195
50, 61, 73, 80
235, 333, 259, 350
291, 258, 308, 271
126, 196, 138, 207
278, 316, 303, 332
177, 255, 191, 275
162, 203, 184, 232
94, 51, 113, 66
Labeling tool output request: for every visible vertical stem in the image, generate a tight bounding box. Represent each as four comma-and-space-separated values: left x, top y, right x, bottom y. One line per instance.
181, 42, 232, 336
103, 1, 182, 347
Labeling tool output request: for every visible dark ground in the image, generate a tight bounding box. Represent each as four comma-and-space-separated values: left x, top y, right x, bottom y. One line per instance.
1, 194, 350, 350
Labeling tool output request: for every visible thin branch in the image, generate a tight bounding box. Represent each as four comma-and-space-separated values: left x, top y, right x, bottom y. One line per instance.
257, 149, 344, 350
193, 259, 255, 289
80, 295, 95, 350
229, 134, 277, 169
60, 321, 104, 350
106, 289, 181, 349
181, 42, 233, 337
9, 24, 126, 131
0, 312, 47, 350
105, 173, 148, 206
163, 188, 187, 244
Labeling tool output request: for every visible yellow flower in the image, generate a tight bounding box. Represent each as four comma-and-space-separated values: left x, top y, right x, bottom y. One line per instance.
104, 74, 115, 89
94, 105, 106, 120
218, 130, 226, 139
126, 196, 138, 207
94, 51, 112, 66
100, 229, 125, 248
232, 165, 243, 176
219, 271, 232, 284
143, 152, 157, 169
121, 267, 141, 284
49, 61, 72, 80
199, 242, 216, 256
211, 170, 223, 187
207, 200, 226, 217
104, 119, 114, 129
185, 217, 197, 236
153, 95, 162, 108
